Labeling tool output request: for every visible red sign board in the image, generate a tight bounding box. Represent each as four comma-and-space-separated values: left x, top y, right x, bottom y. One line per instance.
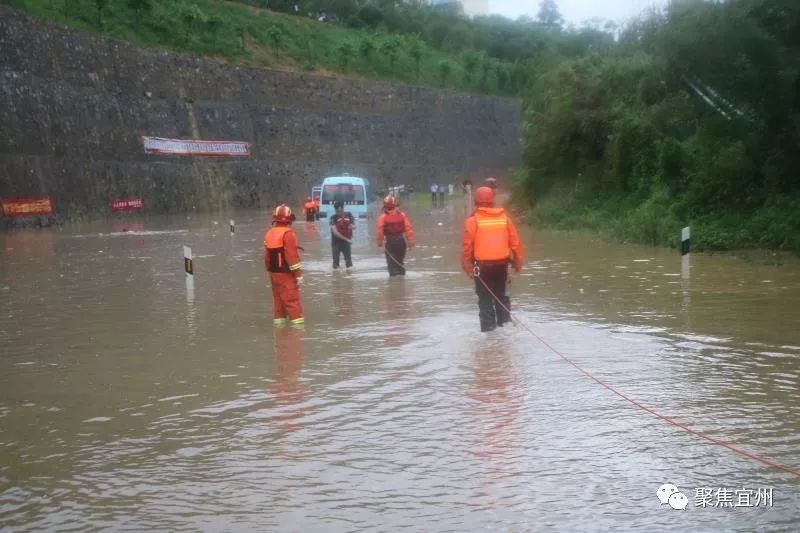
1, 197, 53, 217
111, 198, 144, 211
142, 136, 250, 157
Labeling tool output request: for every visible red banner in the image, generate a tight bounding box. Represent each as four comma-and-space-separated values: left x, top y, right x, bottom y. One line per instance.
111, 198, 144, 211
1, 197, 53, 217
142, 136, 250, 157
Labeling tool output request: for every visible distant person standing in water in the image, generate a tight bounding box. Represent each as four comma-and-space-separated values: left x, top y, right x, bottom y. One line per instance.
430, 183, 438, 208
302, 196, 317, 222
330, 200, 355, 270
376, 195, 415, 276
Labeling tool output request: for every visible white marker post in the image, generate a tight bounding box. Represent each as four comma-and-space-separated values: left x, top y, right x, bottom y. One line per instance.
229, 219, 235, 236
680, 227, 691, 321
184, 245, 195, 302
184, 246, 194, 276
681, 226, 691, 256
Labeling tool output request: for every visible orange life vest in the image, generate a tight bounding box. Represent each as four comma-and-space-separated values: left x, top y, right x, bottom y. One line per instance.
383, 210, 406, 236
473, 209, 510, 261
265, 226, 291, 272
304, 201, 316, 212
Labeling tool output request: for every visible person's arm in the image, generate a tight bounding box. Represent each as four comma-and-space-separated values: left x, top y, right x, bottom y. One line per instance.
461, 217, 476, 276
403, 213, 415, 247
376, 213, 385, 246
507, 218, 524, 272
283, 230, 303, 279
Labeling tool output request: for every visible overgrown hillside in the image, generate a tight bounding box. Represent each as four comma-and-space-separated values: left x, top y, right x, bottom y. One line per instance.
519, 0, 800, 251
2, 0, 607, 96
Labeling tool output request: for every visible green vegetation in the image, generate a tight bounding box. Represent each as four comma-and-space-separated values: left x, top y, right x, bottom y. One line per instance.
3, 0, 607, 96
518, 0, 800, 251
5, 0, 800, 250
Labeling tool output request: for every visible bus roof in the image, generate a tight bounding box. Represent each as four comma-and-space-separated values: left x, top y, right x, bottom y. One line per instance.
321, 176, 367, 184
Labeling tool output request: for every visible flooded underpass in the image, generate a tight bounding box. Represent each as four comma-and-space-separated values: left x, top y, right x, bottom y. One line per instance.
1, 203, 799, 531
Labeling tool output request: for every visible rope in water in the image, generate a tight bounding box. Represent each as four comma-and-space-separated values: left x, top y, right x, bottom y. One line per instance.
470, 273, 800, 478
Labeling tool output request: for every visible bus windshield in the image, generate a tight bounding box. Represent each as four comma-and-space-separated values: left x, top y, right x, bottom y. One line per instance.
322, 184, 365, 205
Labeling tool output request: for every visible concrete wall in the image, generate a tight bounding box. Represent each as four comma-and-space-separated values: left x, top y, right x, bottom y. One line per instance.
0, 6, 520, 218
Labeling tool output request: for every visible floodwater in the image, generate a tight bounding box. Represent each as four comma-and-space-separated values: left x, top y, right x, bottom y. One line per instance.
1, 199, 799, 531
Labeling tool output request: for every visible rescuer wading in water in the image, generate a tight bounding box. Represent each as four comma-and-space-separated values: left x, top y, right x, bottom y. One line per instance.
461, 186, 523, 332
376, 195, 415, 276
264, 204, 304, 327
302, 196, 317, 222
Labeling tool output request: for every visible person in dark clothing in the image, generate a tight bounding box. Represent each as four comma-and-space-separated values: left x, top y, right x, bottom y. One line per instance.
330, 200, 354, 270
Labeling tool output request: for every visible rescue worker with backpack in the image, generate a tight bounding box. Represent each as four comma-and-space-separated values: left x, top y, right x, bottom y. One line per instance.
461, 186, 524, 332
376, 195, 415, 276
264, 204, 304, 328
302, 196, 317, 222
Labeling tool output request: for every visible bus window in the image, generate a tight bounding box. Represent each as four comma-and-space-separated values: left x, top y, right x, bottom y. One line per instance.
321, 184, 365, 205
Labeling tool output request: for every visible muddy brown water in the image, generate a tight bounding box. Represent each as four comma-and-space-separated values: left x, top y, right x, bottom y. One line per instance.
1, 200, 799, 531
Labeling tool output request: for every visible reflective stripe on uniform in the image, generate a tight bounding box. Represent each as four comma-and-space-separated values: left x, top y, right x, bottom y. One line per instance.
273, 318, 287, 326
290, 317, 304, 324
476, 219, 508, 227
289, 262, 301, 271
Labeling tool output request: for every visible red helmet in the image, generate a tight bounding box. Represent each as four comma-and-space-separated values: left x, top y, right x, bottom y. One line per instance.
272, 204, 293, 224
474, 186, 495, 207
383, 195, 397, 211
484, 177, 498, 189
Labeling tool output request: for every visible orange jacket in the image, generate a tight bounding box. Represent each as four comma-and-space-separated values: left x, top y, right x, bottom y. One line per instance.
264, 225, 303, 278
302, 201, 316, 217
376, 209, 415, 246
461, 207, 523, 274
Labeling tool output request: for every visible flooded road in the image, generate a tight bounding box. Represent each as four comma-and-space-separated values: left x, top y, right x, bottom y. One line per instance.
1, 201, 799, 531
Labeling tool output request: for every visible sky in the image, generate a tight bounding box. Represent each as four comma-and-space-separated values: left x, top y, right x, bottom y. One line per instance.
489, 0, 670, 26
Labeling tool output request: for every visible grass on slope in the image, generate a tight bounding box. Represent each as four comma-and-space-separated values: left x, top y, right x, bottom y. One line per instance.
4, 0, 514, 95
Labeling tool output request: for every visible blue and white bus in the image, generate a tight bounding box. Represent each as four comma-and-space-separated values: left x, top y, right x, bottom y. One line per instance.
318, 175, 370, 219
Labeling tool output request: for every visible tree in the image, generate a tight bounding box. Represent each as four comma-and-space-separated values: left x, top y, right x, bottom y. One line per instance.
408, 37, 425, 79
537, 0, 563, 29
336, 40, 356, 70
358, 37, 375, 61
266, 25, 282, 49
126, 0, 152, 24
379, 37, 401, 71
93, 0, 107, 29
438, 60, 452, 87
462, 51, 479, 84
358, 5, 383, 27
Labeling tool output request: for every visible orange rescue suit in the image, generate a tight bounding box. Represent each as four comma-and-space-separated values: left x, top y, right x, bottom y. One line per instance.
264, 225, 304, 324
461, 207, 524, 274
302, 201, 317, 219
376, 209, 415, 246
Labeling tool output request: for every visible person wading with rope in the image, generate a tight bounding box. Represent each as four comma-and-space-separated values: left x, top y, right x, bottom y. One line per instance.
264, 204, 304, 328
302, 196, 317, 222
461, 186, 523, 332
376, 195, 415, 276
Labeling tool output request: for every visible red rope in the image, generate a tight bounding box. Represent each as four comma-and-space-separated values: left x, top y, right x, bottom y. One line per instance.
474, 273, 800, 478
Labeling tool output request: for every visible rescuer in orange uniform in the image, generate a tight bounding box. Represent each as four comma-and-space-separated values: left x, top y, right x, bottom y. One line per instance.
264, 204, 304, 328
313, 195, 321, 220
376, 195, 415, 276
302, 196, 317, 222
461, 186, 523, 332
